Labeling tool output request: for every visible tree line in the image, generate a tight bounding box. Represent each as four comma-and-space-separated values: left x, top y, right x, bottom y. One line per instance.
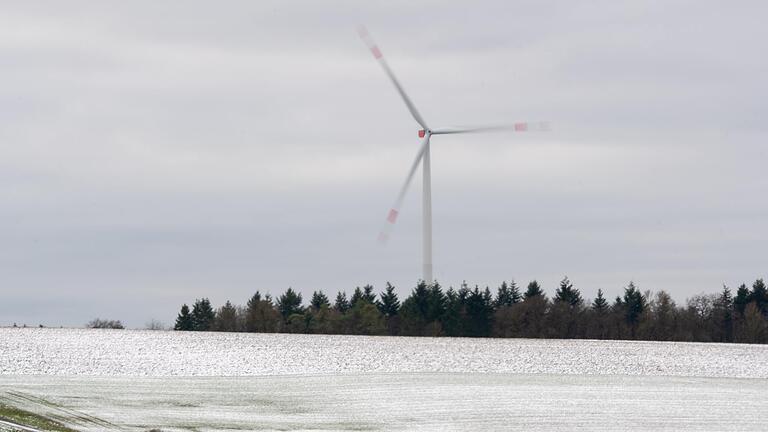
173, 277, 768, 343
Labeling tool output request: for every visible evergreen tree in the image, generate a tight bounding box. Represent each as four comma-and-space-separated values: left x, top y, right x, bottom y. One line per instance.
591, 289, 608, 313
410, 280, 431, 319
749, 279, 768, 315
495, 281, 521, 308
174, 304, 194, 331
350, 286, 364, 308
247, 291, 262, 308
310, 291, 330, 310
441, 287, 465, 337
586, 289, 610, 339
166, 277, 768, 342
734, 283, 750, 317
398, 280, 432, 335
347, 285, 377, 308
191, 298, 215, 331
524, 280, 545, 299
276, 288, 303, 319
458, 281, 471, 302
608, 295, 627, 339
334, 291, 351, 314
549, 277, 583, 338
214, 300, 239, 332
427, 282, 447, 322
554, 276, 583, 307
718, 285, 733, 307
362, 284, 377, 304
483, 287, 494, 309
463, 286, 495, 337
623, 282, 646, 337
377, 283, 400, 317
245, 292, 279, 333
713, 285, 734, 342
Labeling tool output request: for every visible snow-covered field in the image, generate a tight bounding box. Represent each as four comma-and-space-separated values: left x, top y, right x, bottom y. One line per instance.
1, 328, 767, 431
3, 328, 767, 377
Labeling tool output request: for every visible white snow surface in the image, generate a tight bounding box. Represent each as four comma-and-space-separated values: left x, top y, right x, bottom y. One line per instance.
1, 374, 766, 432
1, 328, 767, 378
2, 328, 768, 431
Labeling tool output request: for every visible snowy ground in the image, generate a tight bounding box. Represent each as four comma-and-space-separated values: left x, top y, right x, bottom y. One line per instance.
2, 328, 767, 377
1, 328, 767, 431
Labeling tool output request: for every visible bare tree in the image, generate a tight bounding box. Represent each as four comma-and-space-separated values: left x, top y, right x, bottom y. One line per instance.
86, 318, 124, 329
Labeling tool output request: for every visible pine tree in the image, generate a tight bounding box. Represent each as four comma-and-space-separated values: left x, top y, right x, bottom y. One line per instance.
276, 288, 303, 319
587, 289, 610, 339
350, 287, 364, 308
458, 281, 471, 302
749, 279, 768, 315
463, 286, 494, 337
441, 287, 464, 337
174, 304, 194, 331
411, 280, 431, 319
334, 291, 351, 314
247, 291, 262, 308
591, 289, 608, 313
495, 281, 521, 308
245, 291, 279, 333
398, 280, 432, 335
734, 283, 750, 317
713, 285, 734, 342
362, 285, 377, 304
554, 276, 583, 307
214, 300, 239, 332
310, 291, 330, 310
483, 287, 494, 309
623, 282, 646, 337
426, 282, 447, 322
524, 280, 545, 299
191, 298, 215, 331
377, 283, 400, 317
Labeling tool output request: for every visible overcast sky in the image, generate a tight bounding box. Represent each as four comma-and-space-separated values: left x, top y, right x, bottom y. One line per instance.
1, 1, 766, 327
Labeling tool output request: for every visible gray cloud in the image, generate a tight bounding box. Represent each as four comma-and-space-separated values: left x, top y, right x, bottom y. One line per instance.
1, 1, 766, 327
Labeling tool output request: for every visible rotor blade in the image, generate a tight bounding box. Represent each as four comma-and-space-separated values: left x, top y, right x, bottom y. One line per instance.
379, 133, 431, 243
358, 26, 429, 130
431, 121, 550, 135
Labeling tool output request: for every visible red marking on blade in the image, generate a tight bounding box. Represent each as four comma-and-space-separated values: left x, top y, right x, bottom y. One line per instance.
386, 209, 399, 223
418, 130, 425, 138
371, 46, 383, 59
514, 122, 528, 131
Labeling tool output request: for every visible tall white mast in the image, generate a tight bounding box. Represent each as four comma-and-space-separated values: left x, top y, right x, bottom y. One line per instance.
422, 135, 433, 284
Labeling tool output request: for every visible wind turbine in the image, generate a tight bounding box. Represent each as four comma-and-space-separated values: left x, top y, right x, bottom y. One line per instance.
359, 27, 548, 284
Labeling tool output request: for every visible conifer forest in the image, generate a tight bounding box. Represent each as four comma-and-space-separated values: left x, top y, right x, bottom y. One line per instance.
174, 278, 768, 343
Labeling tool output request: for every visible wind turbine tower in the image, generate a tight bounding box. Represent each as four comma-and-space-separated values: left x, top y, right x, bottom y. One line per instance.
359, 27, 548, 284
